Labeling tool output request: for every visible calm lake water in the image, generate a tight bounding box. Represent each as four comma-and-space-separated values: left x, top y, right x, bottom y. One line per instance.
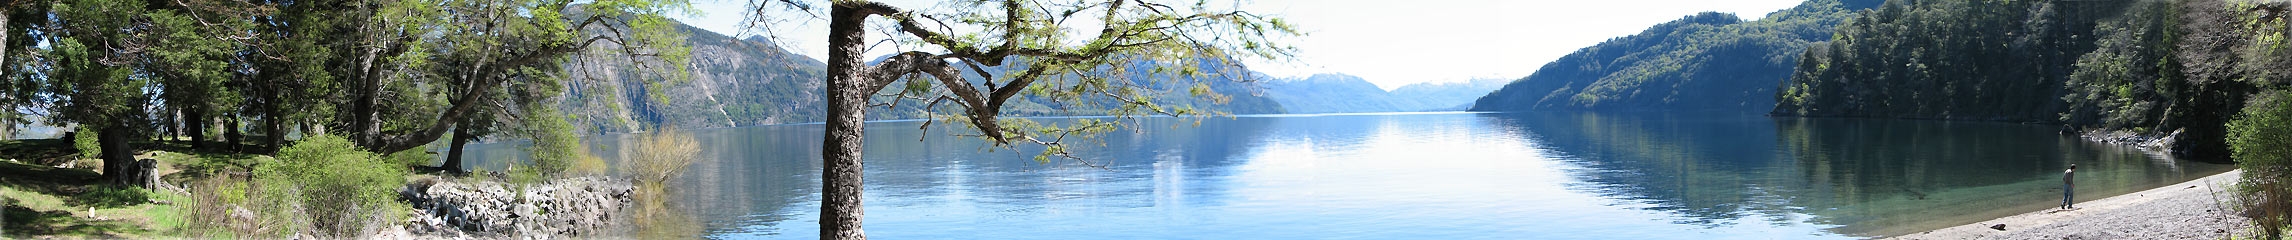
456, 112, 2232, 239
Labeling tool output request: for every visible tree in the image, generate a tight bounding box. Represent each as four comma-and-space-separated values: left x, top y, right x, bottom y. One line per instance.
746, 0, 1296, 238
2, 0, 688, 185
245, 0, 692, 174
0, 0, 46, 137
45, 0, 166, 185
305, 0, 690, 159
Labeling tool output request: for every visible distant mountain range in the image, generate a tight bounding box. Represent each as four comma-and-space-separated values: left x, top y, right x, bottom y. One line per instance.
557, 20, 1289, 133
1262, 73, 1505, 113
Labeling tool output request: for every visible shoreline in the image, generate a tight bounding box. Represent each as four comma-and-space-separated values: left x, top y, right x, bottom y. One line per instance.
1887, 169, 2252, 239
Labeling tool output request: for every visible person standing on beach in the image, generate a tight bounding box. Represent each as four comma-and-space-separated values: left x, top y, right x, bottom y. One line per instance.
2062, 164, 2077, 210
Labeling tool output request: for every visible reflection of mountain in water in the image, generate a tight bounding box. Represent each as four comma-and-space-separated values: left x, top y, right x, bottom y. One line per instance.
669, 117, 1275, 237
678, 125, 823, 236
1767, 117, 2229, 236
446, 112, 2235, 238
1481, 111, 2231, 237
1484, 111, 1795, 227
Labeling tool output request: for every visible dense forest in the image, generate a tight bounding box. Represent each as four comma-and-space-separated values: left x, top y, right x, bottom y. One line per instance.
0, 0, 720, 237
1470, 0, 1882, 112
0, 0, 704, 179
1770, 0, 2290, 159
1769, 0, 2292, 236
1770, 0, 2109, 122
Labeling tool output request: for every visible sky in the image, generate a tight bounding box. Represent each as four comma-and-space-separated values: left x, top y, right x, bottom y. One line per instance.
673, 0, 1807, 90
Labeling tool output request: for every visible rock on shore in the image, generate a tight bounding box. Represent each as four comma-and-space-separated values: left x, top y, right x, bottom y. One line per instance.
397, 176, 634, 238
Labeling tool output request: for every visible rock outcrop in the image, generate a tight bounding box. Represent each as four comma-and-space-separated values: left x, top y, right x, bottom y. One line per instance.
398, 176, 634, 238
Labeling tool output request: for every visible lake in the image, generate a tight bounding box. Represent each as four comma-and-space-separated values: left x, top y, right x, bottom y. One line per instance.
454, 111, 2233, 239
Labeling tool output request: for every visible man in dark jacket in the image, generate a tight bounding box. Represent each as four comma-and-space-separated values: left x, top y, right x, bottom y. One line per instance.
2062, 164, 2077, 210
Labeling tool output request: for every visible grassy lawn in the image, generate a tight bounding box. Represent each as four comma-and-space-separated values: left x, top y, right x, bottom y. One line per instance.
0, 139, 234, 238
0, 163, 190, 238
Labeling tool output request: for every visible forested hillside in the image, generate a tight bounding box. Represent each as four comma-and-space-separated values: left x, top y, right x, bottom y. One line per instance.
559, 21, 1285, 134
1769, 0, 2113, 122
1470, 0, 1880, 112
1771, 0, 2291, 159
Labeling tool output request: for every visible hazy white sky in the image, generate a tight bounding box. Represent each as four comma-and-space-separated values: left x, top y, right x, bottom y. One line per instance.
674, 0, 1806, 90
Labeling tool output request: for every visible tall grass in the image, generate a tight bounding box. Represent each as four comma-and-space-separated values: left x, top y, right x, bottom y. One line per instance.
181, 173, 274, 238
621, 127, 702, 238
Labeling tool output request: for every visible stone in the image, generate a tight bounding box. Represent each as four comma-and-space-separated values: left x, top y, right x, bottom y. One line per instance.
1989, 224, 2006, 231
398, 176, 634, 238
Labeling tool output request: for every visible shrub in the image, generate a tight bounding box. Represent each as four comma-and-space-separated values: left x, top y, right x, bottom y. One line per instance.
523, 109, 584, 176
253, 134, 406, 237
70, 126, 100, 169
624, 128, 699, 185
569, 153, 608, 177
2233, 90, 2292, 238
382, 148, 434, 169
622, 128, 702, 238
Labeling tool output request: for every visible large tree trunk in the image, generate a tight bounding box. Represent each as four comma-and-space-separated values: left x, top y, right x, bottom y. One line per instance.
1, 9, 8, 81
264, 93, 285, 150
185, 107, 207, 149
819, 4, 870, 240
224, 115, 242, 152
439, 120, 473, 174
97, 124, 139, 186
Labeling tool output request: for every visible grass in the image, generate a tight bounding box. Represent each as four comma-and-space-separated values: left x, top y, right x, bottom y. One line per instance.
0, 139, 251, 238
1, 173, 182, 238
0, 139, 79, 167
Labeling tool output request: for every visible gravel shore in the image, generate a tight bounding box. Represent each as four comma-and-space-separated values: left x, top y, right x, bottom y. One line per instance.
1889, 169, 2252, 240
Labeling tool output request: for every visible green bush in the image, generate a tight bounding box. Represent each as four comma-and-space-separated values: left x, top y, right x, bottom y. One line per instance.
71, 126, 100, 169
382, 148, 433, 169
2234, 90, 2292, 238
71, 126, 98, 157
524, 110, 582, 176
2236, 91, 2292, 177
253, 134, 406, 237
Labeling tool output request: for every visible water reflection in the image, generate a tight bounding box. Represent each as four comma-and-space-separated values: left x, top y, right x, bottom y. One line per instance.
452, 112, 2231, 239
1768, 116, 2225, 236
1479, 111, 2231, 237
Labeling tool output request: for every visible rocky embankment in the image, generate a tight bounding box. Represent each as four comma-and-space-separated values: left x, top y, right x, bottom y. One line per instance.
2078, 129, 2182, 152
396, 176, 634, 238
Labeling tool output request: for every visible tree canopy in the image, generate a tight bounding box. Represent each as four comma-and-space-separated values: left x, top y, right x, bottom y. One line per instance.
1, 0, 692, 182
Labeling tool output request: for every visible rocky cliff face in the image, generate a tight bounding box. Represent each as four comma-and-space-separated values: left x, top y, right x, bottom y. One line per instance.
561, 22, 828, 133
